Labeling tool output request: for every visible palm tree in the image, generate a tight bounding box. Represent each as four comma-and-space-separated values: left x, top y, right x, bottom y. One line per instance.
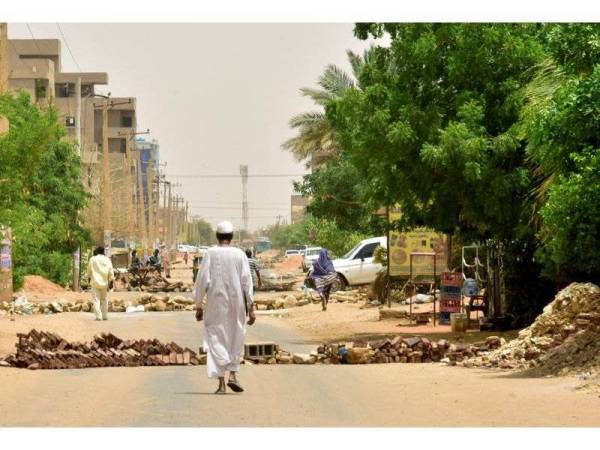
283, 48, 373, 167
520, 58, 567, 226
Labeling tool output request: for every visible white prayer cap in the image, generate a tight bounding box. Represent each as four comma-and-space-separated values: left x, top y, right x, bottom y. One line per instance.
216, 221, 234, 234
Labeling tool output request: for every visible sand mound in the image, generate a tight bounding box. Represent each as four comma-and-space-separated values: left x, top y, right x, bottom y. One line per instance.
23, 275, 66, 295
464, 282, 600, 374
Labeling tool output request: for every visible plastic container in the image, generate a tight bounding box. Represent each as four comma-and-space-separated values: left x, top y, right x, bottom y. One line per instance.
450, 312, 468, 332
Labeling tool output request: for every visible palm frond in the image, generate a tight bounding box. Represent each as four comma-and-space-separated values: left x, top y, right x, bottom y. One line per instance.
319, 64, 355, 96
288, 111, 327, 129
299, 87, 334, 105
347, 50, 363, 76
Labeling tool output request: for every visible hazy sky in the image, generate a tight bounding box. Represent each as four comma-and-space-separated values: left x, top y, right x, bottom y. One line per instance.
9, 23, 374, 231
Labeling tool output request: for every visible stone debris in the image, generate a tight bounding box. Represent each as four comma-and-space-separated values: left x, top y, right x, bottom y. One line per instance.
258, 272, 298, 292
0, 330, 202, 370
461, 283, 600, 374
248, 335, 503, 365
330, 290, 369, 304
0, 294, 197, 316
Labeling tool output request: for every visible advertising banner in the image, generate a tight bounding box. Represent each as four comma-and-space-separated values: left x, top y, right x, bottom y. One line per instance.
388, 205, 448, 277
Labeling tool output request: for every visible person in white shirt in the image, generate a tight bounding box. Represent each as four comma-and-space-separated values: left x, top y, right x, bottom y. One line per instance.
86, 247, 115, 321
194, 221, 256, 394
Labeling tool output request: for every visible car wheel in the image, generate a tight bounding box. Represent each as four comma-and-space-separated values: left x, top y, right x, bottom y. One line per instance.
330, 274, 347, 293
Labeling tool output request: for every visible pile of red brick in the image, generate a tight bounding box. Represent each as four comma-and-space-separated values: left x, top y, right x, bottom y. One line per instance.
1, 330, 203, 370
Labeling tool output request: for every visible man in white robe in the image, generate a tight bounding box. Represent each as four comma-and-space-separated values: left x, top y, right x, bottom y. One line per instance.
194, 221, 256, 394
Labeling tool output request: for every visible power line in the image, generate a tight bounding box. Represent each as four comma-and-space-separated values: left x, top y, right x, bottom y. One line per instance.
189, 206, 289, 211
55, 23, 82, 72
167, 173, 306, 179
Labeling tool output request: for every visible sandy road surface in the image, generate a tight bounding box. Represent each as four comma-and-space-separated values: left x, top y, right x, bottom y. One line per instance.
1, 311, 599, 427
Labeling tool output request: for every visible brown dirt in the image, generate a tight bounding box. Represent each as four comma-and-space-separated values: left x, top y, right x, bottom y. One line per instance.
275, 255, 303, 272
276, 300, 511, 344
22, 275, 66, 296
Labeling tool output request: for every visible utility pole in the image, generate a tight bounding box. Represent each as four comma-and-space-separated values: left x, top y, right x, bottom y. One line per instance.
0, 25, 11, 300
75, 77, 81, 154
185, 201, 189, 243
146, 163, 156, 251
162, 180, 169, 245
72, 76, 82, 292
101, 98, 112, 256
118, 129, 149, 265
135, 150, 148, 258
0, 23, 9, 134
240, 165, 248, 241
167, 182, 173, 249
124, 136, 134, 266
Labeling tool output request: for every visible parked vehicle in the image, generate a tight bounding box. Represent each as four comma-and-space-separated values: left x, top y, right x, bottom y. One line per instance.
307, 236, 386, 291
284, 249, 302, 258
301, 246, 322, 272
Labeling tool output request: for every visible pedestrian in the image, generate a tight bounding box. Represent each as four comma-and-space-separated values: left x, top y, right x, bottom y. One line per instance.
310, 248, 338, 311
86, 246, 115, 321
194, 221, 256, 394
245, 248, 262, 292
160, 244, 171, 278
148, 248, 161, 272
183, 251, 189, 266
130, 249, 142, 272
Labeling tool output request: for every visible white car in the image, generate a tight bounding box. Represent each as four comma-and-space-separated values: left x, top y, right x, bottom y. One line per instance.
302, 246, 322, 272
284, 249, 302, 258
325, 236, 387, 290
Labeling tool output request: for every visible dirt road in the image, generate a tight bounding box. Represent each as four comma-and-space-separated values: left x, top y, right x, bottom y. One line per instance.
1, 311, 599, 426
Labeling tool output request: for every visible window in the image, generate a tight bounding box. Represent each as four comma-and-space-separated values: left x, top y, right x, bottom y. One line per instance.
121, 115, 133, 127
35, 79, 47, 101
354, 242, 380, 260
57, 84, 70, 98
65, 116, 76, 127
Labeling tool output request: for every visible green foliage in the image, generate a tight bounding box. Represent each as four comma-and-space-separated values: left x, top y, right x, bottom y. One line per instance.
522, 24, 600, 280
329, 24, 544, 243
539, 151, 600, 280
188, 219, 215, 245
268, 217, 369, 258
294, 156, 386, 235
0, 91, 89, 289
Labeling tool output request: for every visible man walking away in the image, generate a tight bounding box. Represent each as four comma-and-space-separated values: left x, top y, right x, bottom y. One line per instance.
194, 221, 256, 394
86, 247, 115, 321
245, 248, 262, 292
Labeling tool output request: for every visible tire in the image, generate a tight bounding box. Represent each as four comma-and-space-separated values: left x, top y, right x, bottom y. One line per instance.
330, 274, 347, 293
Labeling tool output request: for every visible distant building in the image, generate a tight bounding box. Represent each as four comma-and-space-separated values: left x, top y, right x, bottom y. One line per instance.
291, 195, 309, 224
7, 38, 142, 245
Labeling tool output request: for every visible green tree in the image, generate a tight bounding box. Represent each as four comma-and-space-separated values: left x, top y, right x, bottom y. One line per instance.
325, 24, 550, 321
0, 91, 89, 288
522, 24, 600, 281
330, 24, 544, 238
294, 156, 386, 235
187, 219, 215, 245
267, 216, 368, 258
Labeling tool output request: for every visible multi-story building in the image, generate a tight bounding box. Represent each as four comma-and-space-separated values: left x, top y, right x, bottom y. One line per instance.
7, 38, 141, 245
136, 137, 161, 246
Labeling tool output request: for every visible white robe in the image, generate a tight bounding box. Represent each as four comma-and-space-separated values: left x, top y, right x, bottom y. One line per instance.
193, 245, 254, 378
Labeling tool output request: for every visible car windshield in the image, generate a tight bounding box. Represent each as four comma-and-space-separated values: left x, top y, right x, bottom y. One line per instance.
342, 242, 362, 259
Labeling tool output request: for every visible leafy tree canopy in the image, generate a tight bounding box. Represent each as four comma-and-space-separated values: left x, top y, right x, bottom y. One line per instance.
0, 91, 89, 288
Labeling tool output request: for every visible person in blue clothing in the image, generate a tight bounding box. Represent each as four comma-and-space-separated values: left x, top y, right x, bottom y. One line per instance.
309, 248, 338, 311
